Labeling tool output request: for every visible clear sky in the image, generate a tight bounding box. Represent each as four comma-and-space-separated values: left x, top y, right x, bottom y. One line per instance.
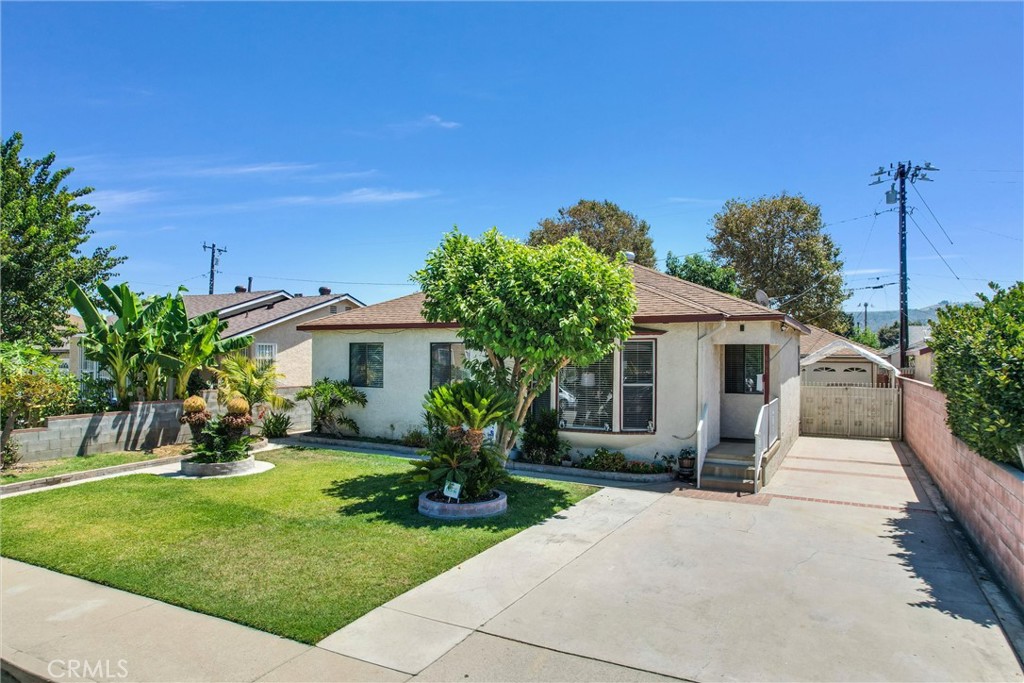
3, 2, 1022, 314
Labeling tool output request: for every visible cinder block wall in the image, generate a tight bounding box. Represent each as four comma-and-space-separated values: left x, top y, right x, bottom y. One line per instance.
901, 377, 1024, 611
10, 386, 312, 463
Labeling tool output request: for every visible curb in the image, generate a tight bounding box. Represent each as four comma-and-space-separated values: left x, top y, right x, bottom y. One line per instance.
0, 455, 189, 496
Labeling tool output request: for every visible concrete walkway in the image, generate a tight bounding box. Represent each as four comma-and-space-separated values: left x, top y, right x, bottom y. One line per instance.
4, 437, 1023, 682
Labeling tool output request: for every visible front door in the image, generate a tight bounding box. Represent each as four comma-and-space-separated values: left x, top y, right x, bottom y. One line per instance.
720, 344, 768, 439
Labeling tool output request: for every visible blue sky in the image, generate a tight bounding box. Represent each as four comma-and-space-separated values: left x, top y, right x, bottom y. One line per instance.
3, 2, 1021, 315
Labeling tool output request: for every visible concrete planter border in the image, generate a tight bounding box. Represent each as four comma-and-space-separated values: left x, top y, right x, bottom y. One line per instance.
0, 454, 189, 496
180, 455, 255, 477
418, 489, 508, 520
508, 460, 676, 483
294, 433, 422, 455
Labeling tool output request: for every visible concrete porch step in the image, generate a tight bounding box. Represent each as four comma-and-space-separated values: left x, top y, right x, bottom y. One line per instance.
698, 474, 756, 494
702, 459, 756, 480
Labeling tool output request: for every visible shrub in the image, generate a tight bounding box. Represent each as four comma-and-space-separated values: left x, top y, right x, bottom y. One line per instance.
408, 435, 509, 501
401, 428, 430, 448
422, 379, 514, 453
931, 283, 1024, 469
2, 440, 21, 470
1, 342, 77, 465
75, 376, 116, 414
226, 396, 250, 416
578, 447, 628, 472
188, 416, 252, 463
297, 378, 368, 436
183, 395, 207, 413
260, 411, 292, 438
520, 409, 571, 465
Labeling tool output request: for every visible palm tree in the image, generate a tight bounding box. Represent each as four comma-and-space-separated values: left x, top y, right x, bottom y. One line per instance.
296, 378, 367, 435
162, 298, 252, 399
215, 352, 292, 416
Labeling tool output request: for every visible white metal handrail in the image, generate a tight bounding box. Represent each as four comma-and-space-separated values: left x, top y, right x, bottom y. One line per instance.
696, 403, 709, 489
752, 398, 780, 493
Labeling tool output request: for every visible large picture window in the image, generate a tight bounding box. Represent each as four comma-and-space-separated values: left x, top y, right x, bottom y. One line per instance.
725, 345, 764, 394
557, 353, 614, 431
430, 342, 466, 389
350, 343, 384, 388
622, 341, 655, 431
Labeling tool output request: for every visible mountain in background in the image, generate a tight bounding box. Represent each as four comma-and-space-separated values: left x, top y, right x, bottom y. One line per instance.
845, 301, 967, 331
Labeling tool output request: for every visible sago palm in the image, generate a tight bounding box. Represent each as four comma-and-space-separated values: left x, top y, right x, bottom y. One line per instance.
216, 352, 292, 415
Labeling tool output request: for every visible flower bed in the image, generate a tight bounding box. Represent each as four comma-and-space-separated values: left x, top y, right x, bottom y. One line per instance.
508, 460, 676, 483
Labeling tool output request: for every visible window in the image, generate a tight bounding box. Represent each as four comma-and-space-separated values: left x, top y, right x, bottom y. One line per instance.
79, 345, 100, 380
350, 343, 384, 388
725, 345, 764, 394
812, 366, 837, 373
430, 342, 466, 389
254, 343, 277, 370
557, 353, 614, 431
622, 341, 655, 431
843, 367, 867, 373
329, 305, 338, 314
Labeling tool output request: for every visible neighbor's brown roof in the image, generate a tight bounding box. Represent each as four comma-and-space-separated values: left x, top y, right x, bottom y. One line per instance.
182, 290, 283, 318
299, 264, 810, 332
221, 295, 345, 337
800, 325, 878, 358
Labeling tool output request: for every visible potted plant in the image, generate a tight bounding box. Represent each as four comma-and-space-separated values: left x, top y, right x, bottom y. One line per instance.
678, 446, 697, 481
180, 414, 256, 477
179, 395, 212, 443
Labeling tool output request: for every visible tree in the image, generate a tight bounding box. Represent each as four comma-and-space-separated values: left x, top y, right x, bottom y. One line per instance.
877, 322, 900, 349
664, 252, 739, 295
2, 132, 125, 346
297, 378, 368, 436
848, 327, 881, 349
216, 352, 293, 416
527, 199, 656, 267
709, 193, 849, 333
931, 283, 1024, 469
162, 297, 252, 399
414, 229, 636, 453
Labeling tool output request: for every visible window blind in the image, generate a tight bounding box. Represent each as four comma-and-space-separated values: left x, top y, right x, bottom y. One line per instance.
622, 341, 655, 431
429, 342, 466, 389
350, 343, 384, 388
725, 345, 764, 394
558, 353, 614, 431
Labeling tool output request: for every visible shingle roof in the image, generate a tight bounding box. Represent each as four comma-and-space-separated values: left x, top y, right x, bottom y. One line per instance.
221, 295, 346, 337
801, 325, 878, 358
182, 291, 283, 318
299, 264, 810, 332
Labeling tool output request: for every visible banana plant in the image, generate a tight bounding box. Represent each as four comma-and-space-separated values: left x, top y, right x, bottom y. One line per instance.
66, 282, 182, 407
162, 297, 253, 399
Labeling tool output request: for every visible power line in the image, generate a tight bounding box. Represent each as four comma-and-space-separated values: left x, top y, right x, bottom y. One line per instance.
910, 182, 953, 245
907, 211, 962, 282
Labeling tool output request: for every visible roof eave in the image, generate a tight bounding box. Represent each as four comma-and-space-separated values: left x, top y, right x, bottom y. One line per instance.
298, 321, 459, 332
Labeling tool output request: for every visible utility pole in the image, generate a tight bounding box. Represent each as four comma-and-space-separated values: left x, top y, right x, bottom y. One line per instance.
869, 161, 939, 368
203, 243, 228, 295
862, 302, 869, 331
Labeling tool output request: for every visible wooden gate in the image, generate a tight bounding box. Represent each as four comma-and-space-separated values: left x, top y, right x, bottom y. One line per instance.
800, 384, 901, 439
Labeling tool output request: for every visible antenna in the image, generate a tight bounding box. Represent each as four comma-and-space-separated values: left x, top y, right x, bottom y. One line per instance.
755, 289, 771, 307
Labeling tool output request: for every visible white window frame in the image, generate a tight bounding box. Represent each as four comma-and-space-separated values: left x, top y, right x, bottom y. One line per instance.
621, 340, 656, 432
254, 342, 278, 370
80, 344, 100, 380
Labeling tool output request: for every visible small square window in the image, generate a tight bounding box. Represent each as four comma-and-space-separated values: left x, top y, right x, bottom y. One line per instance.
725, 345, 764, 394
350, 343, 384, 388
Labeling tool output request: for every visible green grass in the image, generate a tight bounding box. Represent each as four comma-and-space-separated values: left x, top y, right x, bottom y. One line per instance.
1, 451, 167, 484
1, 447, 595, 643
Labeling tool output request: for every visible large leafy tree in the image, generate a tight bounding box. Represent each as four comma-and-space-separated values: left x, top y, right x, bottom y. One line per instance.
664, 252, 739, 295
931, 283, 1024, 469
527, 199, 656, 268
414, 229, 636, 452
2, 132, 125, 346
710, 193, 849, 333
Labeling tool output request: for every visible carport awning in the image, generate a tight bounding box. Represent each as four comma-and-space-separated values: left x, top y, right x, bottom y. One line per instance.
800, 340, 901, 375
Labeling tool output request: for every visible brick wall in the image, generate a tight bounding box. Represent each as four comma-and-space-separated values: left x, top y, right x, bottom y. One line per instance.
901, 377, 1024, 610
10, 386, 312, 463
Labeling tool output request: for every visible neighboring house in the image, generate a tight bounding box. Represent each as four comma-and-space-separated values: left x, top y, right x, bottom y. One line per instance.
182, 286, 364, 386
799, 325, 897, 387
883, 325, 933, 383
299, 264, 810, 490
51, 314, 92, 378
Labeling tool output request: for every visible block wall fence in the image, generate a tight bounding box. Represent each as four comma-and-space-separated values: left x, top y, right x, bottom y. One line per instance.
901, 377, 1024, 611
10, 386, 312, 463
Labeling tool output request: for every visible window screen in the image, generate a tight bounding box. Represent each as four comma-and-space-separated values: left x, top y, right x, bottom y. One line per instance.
557, 353, 614, 431
622, 341, 655, 431
725, 345, 764, 394
254, 343, 277, 370
350, 343, 384, 388
429, 342, 466, 389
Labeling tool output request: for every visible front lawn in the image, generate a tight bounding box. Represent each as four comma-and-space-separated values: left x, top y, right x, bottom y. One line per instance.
1, 447, 594, 643
0, 447, 184, 484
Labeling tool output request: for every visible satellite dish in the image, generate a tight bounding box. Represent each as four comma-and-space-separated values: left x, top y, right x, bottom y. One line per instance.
755, 289, 771, 307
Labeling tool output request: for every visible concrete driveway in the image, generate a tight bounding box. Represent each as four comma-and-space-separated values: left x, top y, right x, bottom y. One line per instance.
321, 437, 1024, 682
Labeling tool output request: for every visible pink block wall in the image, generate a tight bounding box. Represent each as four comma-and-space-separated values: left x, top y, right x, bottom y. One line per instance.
901, 377, 1024, 610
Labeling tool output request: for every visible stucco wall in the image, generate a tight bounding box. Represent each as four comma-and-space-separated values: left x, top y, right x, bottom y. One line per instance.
252, 307, 343, 387
901, 378, 1024, 611
309, 320, 803, 461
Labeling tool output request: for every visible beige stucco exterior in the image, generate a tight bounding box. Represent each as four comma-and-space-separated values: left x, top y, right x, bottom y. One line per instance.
250, 306, 351, 387
309, 319, 803, 460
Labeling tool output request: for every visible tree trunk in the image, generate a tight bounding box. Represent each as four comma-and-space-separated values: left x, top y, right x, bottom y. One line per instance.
1, 411, 20, 469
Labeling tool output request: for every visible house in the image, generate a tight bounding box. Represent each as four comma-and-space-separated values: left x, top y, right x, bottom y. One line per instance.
182, 286, 364, 386
883, 325, 933, 383
799, 325, 898, 387
299, 264, 810, 491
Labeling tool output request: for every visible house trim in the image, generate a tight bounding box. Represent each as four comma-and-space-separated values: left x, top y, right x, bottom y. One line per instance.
218, 291, 292, 317
227, 297, 356, 338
